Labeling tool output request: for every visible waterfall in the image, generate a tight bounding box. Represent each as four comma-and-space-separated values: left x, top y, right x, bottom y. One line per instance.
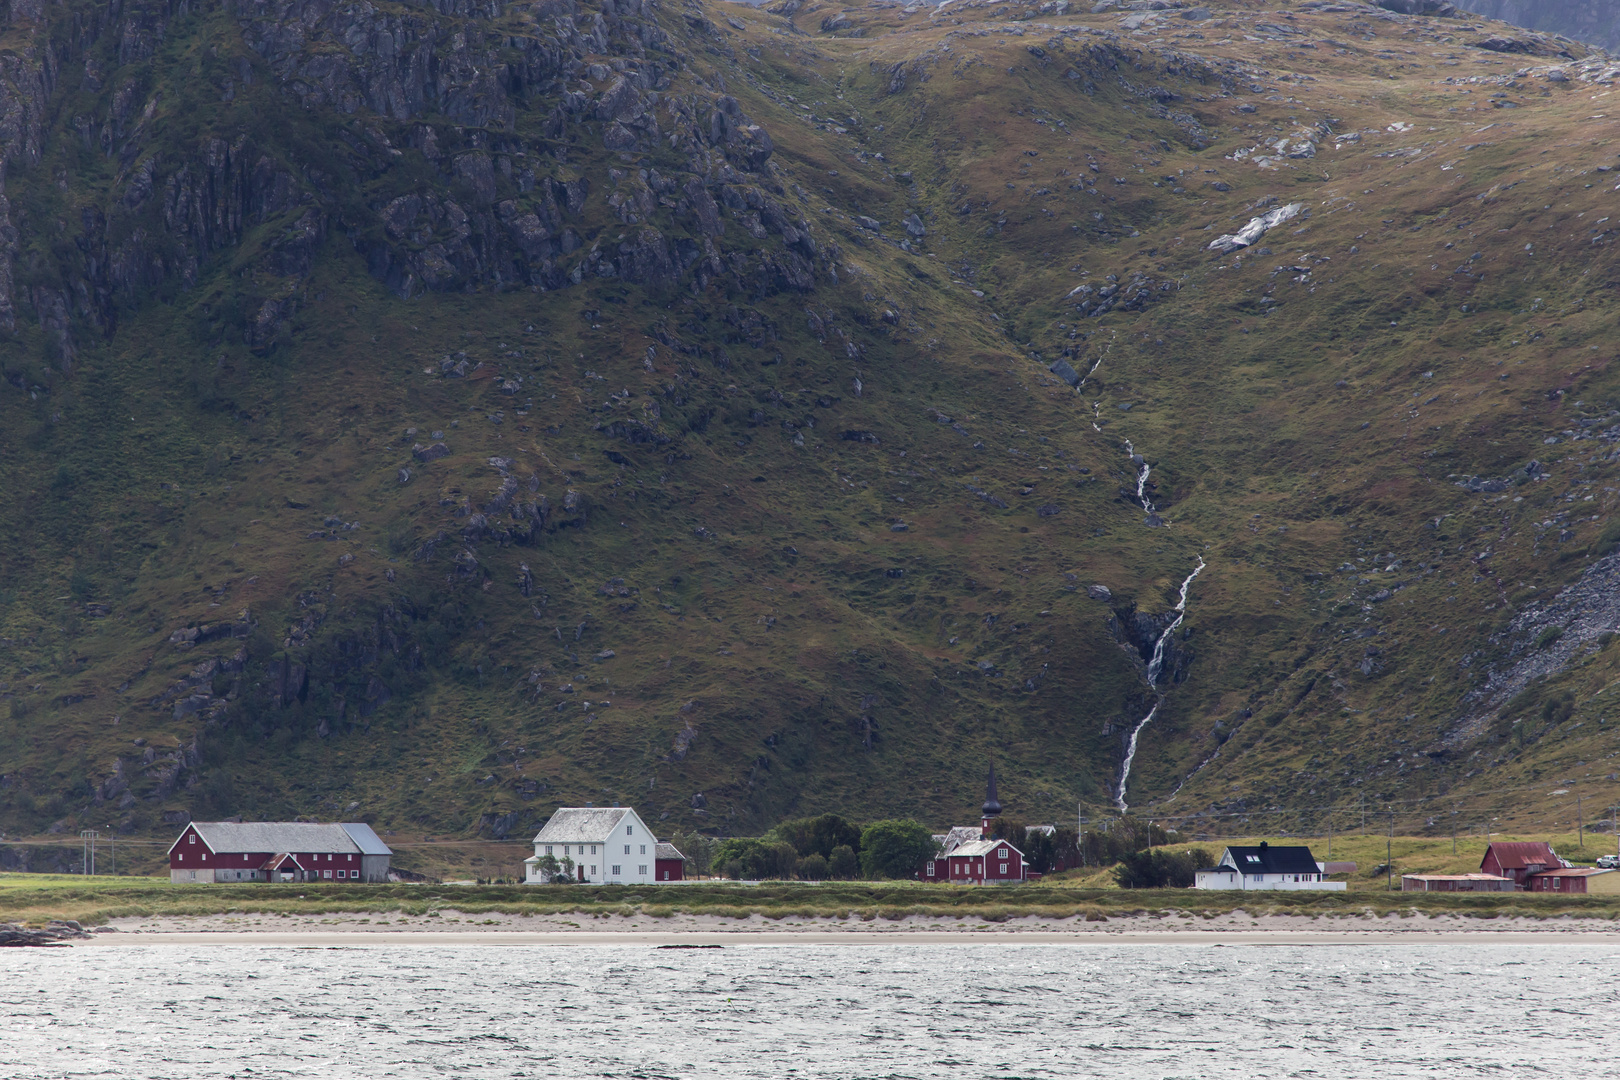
1116, 556, 1205, 812
1123, 440, 1154, 512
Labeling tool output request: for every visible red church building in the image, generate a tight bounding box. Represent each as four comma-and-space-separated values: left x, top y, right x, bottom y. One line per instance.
921, 764, 1029, 884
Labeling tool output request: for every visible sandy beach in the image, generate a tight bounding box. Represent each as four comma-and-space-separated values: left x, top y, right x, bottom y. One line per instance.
72, 907, 1620, 946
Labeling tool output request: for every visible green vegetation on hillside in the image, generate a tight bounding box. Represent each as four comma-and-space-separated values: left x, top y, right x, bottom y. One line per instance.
1, 0, 1619, 851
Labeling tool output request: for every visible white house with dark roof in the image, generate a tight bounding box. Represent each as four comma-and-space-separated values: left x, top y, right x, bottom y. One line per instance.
524, 807, 661, 884
1194, 842, 1345, 891
167, 821, 391, 883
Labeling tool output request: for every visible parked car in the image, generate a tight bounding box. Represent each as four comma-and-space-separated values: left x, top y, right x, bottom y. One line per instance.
1597, 855, 1620, 870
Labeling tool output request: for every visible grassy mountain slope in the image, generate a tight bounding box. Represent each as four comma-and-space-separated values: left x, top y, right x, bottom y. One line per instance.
2, 0, 1620, 848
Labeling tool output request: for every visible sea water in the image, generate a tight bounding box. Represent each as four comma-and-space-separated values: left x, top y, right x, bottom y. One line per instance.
2, 942, 1615, 1078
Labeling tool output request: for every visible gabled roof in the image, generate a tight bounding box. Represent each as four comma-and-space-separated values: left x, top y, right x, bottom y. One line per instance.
170, 821, 388, 856
949, 838, 1023, 859
340, 822, 392, 855
655, 842, 685, 861
1220, 845, 1320, 876
533, 807, 637, 844
936, 826, 982, 855
1483, 841, 1562, 870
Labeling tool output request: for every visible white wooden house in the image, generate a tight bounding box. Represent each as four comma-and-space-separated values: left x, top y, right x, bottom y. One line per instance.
1193, 842, 1346, 891
524, 807, 662, 885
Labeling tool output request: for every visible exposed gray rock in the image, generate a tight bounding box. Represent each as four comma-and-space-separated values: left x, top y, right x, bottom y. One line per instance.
412, 441, 450, 462
1088, 584, 1113, 601
1208, 202, 1305, 254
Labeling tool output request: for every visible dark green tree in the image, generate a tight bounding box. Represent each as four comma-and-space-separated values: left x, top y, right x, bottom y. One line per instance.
828, 844, 859, 880
769, 813, 863, 858
858, 819, 938, 880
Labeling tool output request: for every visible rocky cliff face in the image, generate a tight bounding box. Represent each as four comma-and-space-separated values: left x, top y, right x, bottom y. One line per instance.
0, 0, 823, 368
1453, 0, 1620, 52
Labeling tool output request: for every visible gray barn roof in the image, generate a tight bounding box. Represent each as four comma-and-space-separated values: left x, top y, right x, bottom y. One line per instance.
340, 822, 392, 855
533, 807, 634, 844
655, 842, 685, 861
174, 821, 391, 856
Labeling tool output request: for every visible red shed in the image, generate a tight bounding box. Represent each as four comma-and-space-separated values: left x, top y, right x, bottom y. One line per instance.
1527, 867, 1620, 894
655, 841, 686, 882
1480, 842, 1564, 890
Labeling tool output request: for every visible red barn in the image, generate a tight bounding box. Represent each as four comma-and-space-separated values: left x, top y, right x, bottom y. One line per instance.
1480, 842, 1565, 890
168, 821, 392, 883
655, 841, 686, 881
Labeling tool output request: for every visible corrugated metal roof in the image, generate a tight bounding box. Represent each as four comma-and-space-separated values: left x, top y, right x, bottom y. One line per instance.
188, 822, 361, 854
1483, 841, 1561, 869
655, 842, 684, 861
340, 822, 392, 856
1221, 845, 1322, 876
1531, 867, 1613, 878
533, 807, 632, 844
1402, 873, 1514, 882
950, 839, 1023, 859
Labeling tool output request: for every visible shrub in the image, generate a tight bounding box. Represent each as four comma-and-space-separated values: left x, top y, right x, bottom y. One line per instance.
796, 853, 829, 880
828, 845, 859, 880
1111, 847, 1210, 889
1535, 626, 1564, 650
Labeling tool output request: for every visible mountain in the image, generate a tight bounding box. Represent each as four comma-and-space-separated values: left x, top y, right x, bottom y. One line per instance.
2, 0, 1619, 847
1452, 0, 1620, 54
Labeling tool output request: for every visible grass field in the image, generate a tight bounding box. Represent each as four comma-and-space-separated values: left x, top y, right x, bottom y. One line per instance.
7, 832, 1619, 927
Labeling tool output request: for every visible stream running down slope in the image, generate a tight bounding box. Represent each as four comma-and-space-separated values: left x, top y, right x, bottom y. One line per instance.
1116, 556, 1205, 812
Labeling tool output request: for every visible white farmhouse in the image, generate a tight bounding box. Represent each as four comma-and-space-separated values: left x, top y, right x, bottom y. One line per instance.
524, 807, 661, 885
1193, 842, 1346, 891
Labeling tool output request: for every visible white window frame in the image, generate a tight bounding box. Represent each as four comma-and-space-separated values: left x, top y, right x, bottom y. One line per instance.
612, 865, 622, 876
638, 865, 647, 876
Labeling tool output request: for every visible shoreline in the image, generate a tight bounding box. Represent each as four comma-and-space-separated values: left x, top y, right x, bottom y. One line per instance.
63, 908, 1620, 946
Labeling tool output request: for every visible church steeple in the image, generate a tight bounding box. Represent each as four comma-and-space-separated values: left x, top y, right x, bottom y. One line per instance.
981, 763, 1002, 836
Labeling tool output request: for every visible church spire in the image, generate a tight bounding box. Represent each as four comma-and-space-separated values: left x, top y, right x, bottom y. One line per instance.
981, 763, 1002, 836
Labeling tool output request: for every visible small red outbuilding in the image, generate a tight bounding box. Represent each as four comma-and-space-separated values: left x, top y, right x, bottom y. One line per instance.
654, 841, 686, 882
1480, 842, 1564, 889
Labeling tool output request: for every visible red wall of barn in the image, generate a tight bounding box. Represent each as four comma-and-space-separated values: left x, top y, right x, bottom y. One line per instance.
655, 858, 684, 881
168, 829, 365, 879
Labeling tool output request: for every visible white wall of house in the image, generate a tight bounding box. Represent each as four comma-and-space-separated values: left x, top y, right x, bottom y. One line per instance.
525, 808, 660, 884
1193, 869, 1345, 891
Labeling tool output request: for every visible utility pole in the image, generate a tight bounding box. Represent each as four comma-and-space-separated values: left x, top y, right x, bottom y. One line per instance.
79, 830, 98, 876
1451, 807, 1457, 857
1361, 792, 1367, 836
1387, 812, 1394, 892
1077, 804, 1087, 869
1327, 811, 1333, 859
1577, 796, 1584, 850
